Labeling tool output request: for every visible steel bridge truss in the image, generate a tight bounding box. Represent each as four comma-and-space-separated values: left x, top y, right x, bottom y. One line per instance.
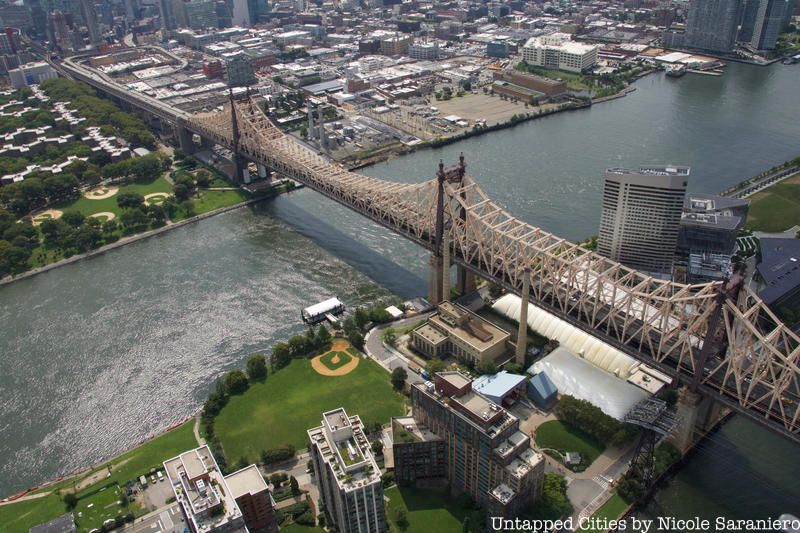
185, 96, 800, 443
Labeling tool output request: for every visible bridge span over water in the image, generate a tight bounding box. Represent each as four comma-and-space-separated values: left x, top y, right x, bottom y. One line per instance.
61, 57, 800, 444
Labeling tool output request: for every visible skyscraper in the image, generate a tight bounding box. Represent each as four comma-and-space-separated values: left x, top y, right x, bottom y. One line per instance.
79, 0, 100, 44
751, 0, 793, 49
25, 0, 48, 39
685, 0, 742, 52
739, 0, 761, 42
597, 166, 689, 276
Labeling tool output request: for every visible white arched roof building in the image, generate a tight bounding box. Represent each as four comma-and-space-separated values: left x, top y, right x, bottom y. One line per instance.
492, 293, 637, 377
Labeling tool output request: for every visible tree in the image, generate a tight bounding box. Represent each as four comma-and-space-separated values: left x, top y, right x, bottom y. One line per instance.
348, 330, 364, 350
246, 354, 268, 381
316, 324, 331, 349
462, 516, 471, 533
117, 191, 144, 209
395, 508, 409, 531
391, 367, 407, 391
261, 444, 296, 465
63, 492, 78, 509
504, 362, 524, 374
224, 369, 249, 395
290, 475, 301, 495
477, 360, 497, 375
272, 342, 292, 370
371, 440, 384, 455
61, 210, 85, 228
195, 170, 211, 188
173, 183, 191, 202
384, 330, 397, 347
0, 240, 31, 276
369, 308, 393, 324
270, 472, 288, 486
354, 307, 370, 329
426, 357, 446, 375
288, 335, 309, 357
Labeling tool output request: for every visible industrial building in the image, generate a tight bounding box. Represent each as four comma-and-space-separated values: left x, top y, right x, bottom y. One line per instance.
8, 62, 57, 88
308, 408, 386, 533
403, 372, 546, 519
491, 70, 567, 101
411, 302, 510, 365
597, 166, 689, 276
472, 370, 528, 406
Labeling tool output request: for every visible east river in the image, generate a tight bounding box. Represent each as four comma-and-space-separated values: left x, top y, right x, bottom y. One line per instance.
1, 61, 799, 524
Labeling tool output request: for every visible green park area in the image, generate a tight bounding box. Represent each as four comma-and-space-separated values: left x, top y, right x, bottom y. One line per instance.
535, 420, 605, 471
319, 350, 354, 370
0, 421, 196, 533
578, 492, 630, 532
214, 357, 405, 463
53, 176, 174, 218
746, 172, 800, 232
384, 487, 483, 533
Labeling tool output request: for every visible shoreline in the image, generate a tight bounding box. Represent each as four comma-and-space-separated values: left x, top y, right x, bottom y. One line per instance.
0, 193, 278, 288
343, 81, 645, 171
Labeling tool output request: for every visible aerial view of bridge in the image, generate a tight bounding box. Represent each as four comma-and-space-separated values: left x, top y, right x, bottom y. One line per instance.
60, 54, 800, 446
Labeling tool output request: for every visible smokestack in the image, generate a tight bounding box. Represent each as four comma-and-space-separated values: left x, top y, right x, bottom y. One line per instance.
515, 268, 531, 365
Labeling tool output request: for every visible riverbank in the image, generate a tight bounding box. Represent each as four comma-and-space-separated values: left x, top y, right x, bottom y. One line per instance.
0, 185, 289, 288
343, 81, 644, 171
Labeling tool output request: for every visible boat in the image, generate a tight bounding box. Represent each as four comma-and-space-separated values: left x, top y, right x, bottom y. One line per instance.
302, 297, 345, 324
665, 63, 687, 77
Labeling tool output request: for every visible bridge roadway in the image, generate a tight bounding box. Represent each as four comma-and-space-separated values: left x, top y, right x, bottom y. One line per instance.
58, 64, 800, 444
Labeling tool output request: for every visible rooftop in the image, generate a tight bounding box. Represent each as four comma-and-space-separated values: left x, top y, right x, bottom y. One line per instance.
224, 464, 268, 499
29, 513, 75, 533
473, 371, 526, 400
392, 416, 442, 443
438, 370, 471, 390
757, 238, 800, 305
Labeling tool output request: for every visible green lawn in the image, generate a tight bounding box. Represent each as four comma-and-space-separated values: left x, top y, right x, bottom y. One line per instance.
214, 358, 405, 462
384, 486, 482, 533
0, 421, 196, 533
579, 492, 630, 532
280, 524, 325, 533
320, 351, 353, 370
746, 173, 800, 232
53, 176, 173, 218
171, 189, 251, 222
535, 420, 605, 471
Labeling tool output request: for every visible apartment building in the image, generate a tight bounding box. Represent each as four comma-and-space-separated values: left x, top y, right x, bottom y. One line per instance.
400, 372, 546, 519
225, 465, 278, 533
308, 408, 386, 533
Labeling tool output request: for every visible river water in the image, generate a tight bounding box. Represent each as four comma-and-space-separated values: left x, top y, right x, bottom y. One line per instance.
2, 61, 799, 522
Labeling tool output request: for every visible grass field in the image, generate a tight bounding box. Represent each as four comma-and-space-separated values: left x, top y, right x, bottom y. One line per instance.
320, 351, 353, 370
215, 358, 405, 463
535, 420, 605, 471
384, 487, 482, 533
746, 173, 800, 232
171, 189, 251, 221
53, 176, 173, 218
578, 492, 630, 532
0, 421, 196, 533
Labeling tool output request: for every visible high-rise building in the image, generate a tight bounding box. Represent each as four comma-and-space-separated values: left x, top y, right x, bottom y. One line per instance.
522, 33, 599, 73
597, 166, 689, 275
158, 0, 175, 29
308, 408, 386, 533
402, 372, 546, 519
173, 0, 217, 29
49, 10, 72, 50
25, 0, 48, 38
739, 0, 761, 42
685, 0, 742, 52
751, 0, 793, 49
79, 0, 100, 44
224, 465, 279, 533
231, 0, 263, 25
677, 193, 749, 282
226, 56, 255, 86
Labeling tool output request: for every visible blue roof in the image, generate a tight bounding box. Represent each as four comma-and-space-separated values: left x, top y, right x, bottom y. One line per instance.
529, 372, 557, 399
757, 238, 800, 304
473, 371, 526, 399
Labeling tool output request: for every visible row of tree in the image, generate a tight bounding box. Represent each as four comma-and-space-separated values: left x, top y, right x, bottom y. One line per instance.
555, 395, 636, 446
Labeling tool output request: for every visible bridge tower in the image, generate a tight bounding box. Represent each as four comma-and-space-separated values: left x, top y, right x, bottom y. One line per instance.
670, 272, 744, 452
229, 89, 245, 183
623, 398, 677, 495
429, 155, 468, 304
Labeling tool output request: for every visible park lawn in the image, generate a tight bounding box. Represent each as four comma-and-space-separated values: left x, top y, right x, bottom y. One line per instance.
579, 492, 630, 532
746, 173, 800, 232
170, 189, 251, 222
215, 358, 405, 463
53, 176, 174, 218
384, 486, 482, 533
0, 494, 67, 533
535, 420, 605, 471
279, 524, 325, 533
320, 351, 353, 370
1, 421, 195, 533
72, 482, 131, 532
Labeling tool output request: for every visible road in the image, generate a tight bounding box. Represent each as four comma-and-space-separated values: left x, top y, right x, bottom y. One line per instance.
364, 314, 433, 385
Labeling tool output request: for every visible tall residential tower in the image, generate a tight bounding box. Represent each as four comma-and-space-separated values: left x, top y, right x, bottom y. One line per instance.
685, 0, 742, 52
597, 166, 689, 276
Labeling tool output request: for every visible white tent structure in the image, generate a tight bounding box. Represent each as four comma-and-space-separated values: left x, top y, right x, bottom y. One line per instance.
532, 347, 649, 420
492, 294, 638, 378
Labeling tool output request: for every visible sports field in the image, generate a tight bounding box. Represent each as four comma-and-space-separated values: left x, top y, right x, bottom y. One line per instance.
214, 357, 405, 463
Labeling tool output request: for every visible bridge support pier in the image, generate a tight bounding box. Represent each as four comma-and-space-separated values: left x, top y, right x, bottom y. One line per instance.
441, 233, 451, 303
456, 266, 476, 296
177, 124, 195, 154
428, 255, 444, 305
242, 167, 251, 184
257, 163, 268, 179
515, 268, 531, 365
669, 387, 726, 453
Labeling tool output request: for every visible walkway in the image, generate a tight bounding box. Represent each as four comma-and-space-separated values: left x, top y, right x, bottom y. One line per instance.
193, 412, 205, 446
363, 313, 433, 385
